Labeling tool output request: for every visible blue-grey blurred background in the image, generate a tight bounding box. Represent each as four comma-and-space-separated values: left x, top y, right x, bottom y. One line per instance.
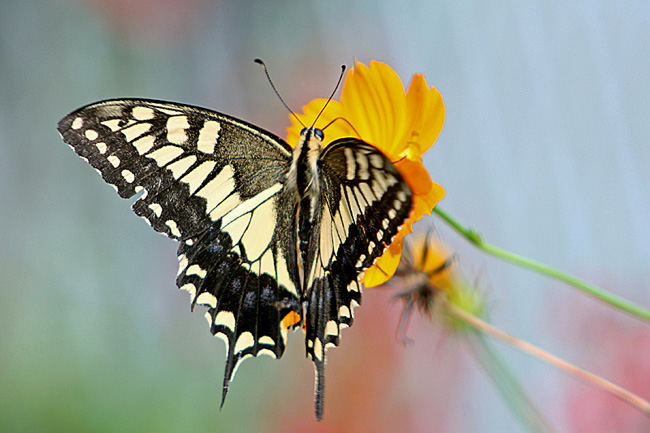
1, 1, 649, 432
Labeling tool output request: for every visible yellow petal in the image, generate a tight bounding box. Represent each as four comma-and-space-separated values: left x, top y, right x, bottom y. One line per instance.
340, 61, 408, 155
407, 233, 456, 292
405, 74, 445, 155
361, 234, 407, 287
394, 158, 432, 196
395, 158, 445, 221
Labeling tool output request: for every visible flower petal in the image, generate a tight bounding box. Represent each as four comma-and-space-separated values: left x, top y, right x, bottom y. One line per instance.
405, 74, 446, 155
394, 158, 445, 220
361, 235, 406, 287
340, 61, 408, 156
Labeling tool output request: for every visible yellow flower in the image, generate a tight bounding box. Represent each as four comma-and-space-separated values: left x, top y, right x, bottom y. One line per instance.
394, 233, 486, 334
287, 60, 446, 286
406, 233, 457, 294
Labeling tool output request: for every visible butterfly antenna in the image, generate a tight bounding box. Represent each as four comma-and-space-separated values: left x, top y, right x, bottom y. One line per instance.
254, 58, 305, 128
311, 65, 346, 129
321, 116, 361, 139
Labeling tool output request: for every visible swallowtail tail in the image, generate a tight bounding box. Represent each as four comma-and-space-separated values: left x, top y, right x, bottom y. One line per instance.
58, 98, 412, 419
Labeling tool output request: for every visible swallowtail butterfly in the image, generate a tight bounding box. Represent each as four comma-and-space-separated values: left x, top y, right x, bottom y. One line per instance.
58, 97, 412, 419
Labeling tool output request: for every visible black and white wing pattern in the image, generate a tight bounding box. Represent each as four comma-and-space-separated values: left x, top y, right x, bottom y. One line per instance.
304, 138, 412, 418
58, 99, 303, 401
58, 98, 414, 420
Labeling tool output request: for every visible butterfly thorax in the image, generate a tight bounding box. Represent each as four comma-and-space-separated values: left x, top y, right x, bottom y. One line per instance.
290, 127, 323, 195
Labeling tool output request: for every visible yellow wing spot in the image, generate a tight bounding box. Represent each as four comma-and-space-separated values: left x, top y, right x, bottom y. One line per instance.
325, 320, 338, 337
121, 169, 135, 183
197, 120, 221, 154
196, 292, 217, 308
122, 122, 152, 142
166, 115, 190, 144
215, 311, 236, 331
344, 148, 356, 180
85, 129, 98, 141
132, 135, 155, 155
147, 145, 183, 167
258, 336, 275, 346
180, 161, 216, 194
258, 349, 277, 359
148, 203, 162, 217
186, 264, 206, 278
107, 155, 120, 168
313, 338, 323, 361
369, 153, 384, 169
132, 106, 155, 120
234, 331, 255, 353
165, 219, 182, 238
355, 152, 370, 180
167, 155, 197, 179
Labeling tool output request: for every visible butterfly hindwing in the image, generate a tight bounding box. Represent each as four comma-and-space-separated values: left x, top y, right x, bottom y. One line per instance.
58, 99, 302, 403
303, 138, 413, 418
176, 196, 302, 403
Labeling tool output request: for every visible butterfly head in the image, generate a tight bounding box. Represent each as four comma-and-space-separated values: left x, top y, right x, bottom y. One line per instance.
300, 127, 324, 143
296, 127, 325, 162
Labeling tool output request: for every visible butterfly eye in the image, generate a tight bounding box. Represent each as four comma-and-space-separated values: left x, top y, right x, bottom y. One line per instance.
300, 127, 324, 141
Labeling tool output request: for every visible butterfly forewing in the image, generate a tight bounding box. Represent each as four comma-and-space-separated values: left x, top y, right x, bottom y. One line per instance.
58, 99, 293, 238
58, 99, 302, 401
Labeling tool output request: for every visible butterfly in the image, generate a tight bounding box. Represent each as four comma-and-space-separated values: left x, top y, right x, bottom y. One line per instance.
58, 97, 412, 419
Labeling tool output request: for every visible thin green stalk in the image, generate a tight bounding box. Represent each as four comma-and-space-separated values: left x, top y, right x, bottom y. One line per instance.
433, 207, 650, 322
468, 333, 556, 432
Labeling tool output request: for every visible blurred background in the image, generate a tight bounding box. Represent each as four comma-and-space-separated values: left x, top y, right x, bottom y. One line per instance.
1, 1, 649, 431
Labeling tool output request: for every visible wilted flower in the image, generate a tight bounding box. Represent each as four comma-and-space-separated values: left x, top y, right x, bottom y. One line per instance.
385, 232, 486, 342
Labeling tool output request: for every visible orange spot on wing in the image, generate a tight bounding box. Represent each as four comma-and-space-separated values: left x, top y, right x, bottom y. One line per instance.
281, 311, 302, 330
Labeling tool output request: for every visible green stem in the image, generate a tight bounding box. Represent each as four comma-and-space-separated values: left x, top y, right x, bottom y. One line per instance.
469, 333, 556, 432
433, 207, 650, 322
